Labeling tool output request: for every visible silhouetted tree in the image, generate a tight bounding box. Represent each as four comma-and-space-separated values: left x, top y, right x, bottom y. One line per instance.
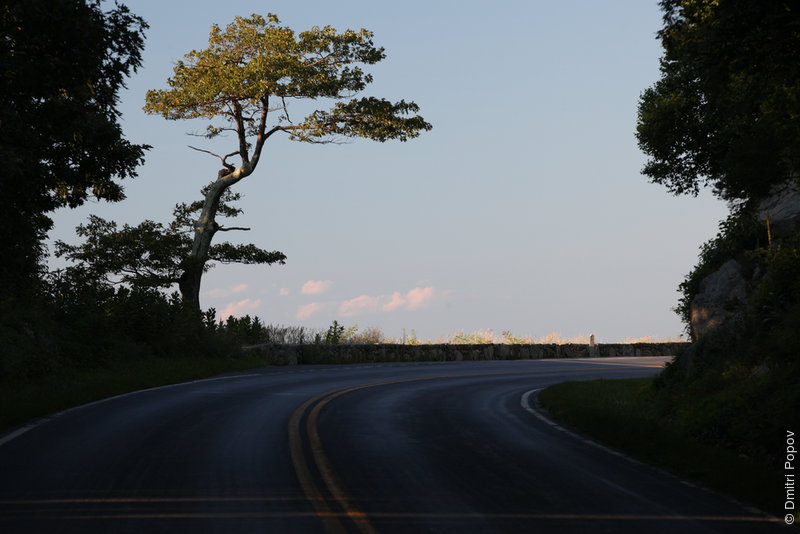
0, 0, 148, 299
637, 0, 800, 202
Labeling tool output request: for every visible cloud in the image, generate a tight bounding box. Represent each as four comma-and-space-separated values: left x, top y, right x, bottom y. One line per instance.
339, 286, 436, 317
381, 286, 435, 312
339, 295, 381, 317
297, 302, 326, 320
301, 280, 333, 295
203, 283, 249, 299
279, 288, 290, 296
231, 283, 248, 294
203, 287, 230, 299
382, 292, 406, 312
405, 286, 435, 310
218, 298, 261, 320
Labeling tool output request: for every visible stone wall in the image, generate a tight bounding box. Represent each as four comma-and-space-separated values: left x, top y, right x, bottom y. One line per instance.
242, 342, 688, 366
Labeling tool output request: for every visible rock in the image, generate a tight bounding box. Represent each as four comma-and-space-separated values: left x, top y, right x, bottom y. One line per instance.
690, 259, 749, 339
758, 180, 800, 238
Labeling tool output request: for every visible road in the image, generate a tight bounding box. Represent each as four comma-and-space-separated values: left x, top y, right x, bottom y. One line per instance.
0, 357, 783, 533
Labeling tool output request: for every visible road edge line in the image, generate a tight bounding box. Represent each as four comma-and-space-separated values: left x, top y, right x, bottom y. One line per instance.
520, 388, 778, 521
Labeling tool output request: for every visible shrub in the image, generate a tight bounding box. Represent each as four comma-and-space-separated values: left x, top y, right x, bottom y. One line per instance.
324, 320, 346, 344
345, 325, 386, 344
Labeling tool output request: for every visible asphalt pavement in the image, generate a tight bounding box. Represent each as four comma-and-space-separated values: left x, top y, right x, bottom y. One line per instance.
0, 357, 784, 533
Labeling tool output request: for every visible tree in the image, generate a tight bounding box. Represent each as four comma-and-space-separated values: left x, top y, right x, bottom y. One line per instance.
144, 14, 431, 311
54, 188, 286, 291
0, 0, 148, 297
636, 0, 800, 203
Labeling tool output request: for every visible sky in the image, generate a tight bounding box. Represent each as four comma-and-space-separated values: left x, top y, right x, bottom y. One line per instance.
50, 0, 730, 342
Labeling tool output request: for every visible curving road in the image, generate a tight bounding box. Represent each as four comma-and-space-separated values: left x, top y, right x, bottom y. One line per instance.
0, 357, 782, 533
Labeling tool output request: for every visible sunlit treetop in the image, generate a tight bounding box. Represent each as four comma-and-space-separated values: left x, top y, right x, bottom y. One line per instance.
144, 13, 431, 171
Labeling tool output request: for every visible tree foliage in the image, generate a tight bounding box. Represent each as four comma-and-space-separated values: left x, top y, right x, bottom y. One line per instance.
55, 189, 286, 290
0, 0, 148, 294
636, 0, 800, 202
143, 14, 431, 310
144, 14, 430, 147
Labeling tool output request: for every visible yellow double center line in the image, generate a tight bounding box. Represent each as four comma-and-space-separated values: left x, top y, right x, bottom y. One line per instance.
289, 383, 381, 534
287, 364, 662, 534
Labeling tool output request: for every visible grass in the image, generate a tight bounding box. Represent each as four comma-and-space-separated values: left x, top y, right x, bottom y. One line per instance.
223, 319, 687, 345
418, 330, 685, 345
0, 355, 271, 431
538, 378, 782, 517
435, 330, 685, 344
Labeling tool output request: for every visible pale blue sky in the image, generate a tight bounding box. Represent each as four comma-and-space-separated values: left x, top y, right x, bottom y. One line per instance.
50, 0, 728, 341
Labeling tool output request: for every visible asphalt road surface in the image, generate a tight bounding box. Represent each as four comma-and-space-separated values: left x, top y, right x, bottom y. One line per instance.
0, 357, 783, 533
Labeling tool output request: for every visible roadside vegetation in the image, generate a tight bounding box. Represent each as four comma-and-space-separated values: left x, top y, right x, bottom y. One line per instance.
0, 355, 269, 430
538, 378, 782, 516
0, 309, 682, 431
233, 322, 682, 346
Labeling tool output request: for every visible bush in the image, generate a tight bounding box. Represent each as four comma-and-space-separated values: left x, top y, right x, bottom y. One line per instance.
0, 267, 250, 384
345, 325, 386, 344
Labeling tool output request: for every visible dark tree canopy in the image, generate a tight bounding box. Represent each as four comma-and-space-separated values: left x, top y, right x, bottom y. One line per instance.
55, 190, 286, 290
0, 0, 148, 293
636, 0, 800, 202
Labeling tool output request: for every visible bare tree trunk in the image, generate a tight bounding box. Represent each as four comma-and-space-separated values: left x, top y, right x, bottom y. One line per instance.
178, 178, 227, 312
178, 257, 205, 312
177, 115, 264, 311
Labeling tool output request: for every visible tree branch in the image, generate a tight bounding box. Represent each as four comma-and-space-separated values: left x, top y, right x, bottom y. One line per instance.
188, 146, 238, 170
188, 145, 223, 159
217, 226, 251, 232
253, 95, 271, 157
220, 151, 238, 170
281, 96, 293, 124
232, 100, 250, 164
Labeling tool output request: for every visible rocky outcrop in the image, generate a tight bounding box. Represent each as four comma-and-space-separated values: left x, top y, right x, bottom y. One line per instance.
690, 259, 749, 339
688, 180, 800, 340
758, 180, 800, 238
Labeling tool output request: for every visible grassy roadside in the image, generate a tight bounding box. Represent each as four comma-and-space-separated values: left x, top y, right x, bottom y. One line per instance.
0, 355, 271, 431
538, 378, 782, 517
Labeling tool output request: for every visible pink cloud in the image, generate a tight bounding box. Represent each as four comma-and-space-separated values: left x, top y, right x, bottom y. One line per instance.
339, 295, 381, 317
297, 302, 326, 320
231, 283, 248, 294
301, 280, 333, 295
338, 287, 436, 317
203, 288, 227, 298
406, 286, 435, 310
203, 283, 249, 299
279, 288, 290, 296
382, 292, 406, 312
218, 298, 261, 320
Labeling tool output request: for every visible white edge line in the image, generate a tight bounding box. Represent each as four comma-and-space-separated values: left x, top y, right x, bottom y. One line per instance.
520, 389, 640, 464
0, 373, 262, 448
520, 388, 778, 521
